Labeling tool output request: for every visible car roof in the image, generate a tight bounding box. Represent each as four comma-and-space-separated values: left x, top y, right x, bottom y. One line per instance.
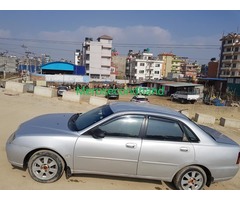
134, 95, 147, 98
109, 102, 187, 119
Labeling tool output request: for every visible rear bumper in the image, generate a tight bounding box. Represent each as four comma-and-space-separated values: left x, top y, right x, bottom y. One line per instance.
210, 165, 239, 182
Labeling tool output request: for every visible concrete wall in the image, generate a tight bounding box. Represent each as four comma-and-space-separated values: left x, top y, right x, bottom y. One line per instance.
194, 113, 216, 124
220, 117, 240, 128
62, 91, 81, 103
34, 86, 57, 98
36, 81, 47, 87
89, 96, 108, 106
5, 81, 28, 93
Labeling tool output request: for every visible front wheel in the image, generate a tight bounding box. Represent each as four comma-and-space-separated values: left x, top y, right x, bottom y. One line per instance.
173, 166, 207, 190
28, 150, 65, 183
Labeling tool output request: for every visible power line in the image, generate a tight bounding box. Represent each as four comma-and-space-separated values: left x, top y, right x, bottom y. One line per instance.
0, 37, 220, 48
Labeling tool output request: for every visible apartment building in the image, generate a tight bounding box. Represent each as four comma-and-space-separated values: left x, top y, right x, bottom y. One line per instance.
219, 33, 240, 77
81, 35, 113, 81
158, 53, 174, 78
0, 56, 18, 74
219, 33, 240, 97
111, 50, 127, 79
171, 56, 188, 74
180, 62, 201, 78
126, 49, 163, 82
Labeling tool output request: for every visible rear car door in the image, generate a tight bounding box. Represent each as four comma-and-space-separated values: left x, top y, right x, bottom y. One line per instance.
137, 116, 195, 181
74, 115, 144, 175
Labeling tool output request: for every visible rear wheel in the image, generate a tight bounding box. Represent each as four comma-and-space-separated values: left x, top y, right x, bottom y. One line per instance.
190, 100, 196, 104
28, 150, 65, 183
180, 99, 186, 104
173, 166, 207, 190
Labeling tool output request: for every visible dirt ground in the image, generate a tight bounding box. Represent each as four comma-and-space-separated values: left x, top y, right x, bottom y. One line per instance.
0, 88, 240, 190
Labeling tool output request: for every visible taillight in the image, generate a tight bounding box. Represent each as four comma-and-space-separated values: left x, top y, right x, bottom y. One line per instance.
237, 152, 240, 164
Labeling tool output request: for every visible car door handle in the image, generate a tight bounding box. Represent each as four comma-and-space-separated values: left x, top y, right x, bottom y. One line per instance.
180, 147, 189, 152
126, 143, 137, 149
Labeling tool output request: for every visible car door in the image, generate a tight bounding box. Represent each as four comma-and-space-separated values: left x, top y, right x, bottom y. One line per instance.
137, 116, 195, 181
74, 115, 144, 175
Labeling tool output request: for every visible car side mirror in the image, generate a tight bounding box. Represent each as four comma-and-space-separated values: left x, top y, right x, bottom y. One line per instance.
91, 128, 105, 139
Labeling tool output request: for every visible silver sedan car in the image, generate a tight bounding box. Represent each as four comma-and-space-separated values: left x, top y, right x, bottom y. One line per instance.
6, 102, 240, 190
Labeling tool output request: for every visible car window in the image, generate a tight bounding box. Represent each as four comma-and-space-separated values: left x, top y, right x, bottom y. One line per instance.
145, 117, 184, 142
74, 105, 113, 131
182, 124, 200, 142
96, 115, 144, 137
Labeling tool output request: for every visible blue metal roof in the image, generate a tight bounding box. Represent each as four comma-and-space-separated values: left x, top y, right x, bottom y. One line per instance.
41, 62, 74, 71
198, 78, 227, 81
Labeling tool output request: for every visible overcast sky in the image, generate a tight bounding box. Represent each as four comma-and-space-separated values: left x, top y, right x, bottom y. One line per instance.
1, 4, 240, 64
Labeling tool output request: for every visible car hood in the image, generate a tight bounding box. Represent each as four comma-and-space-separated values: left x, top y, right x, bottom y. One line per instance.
199, 125, 239, 146
15, 113, 77, 137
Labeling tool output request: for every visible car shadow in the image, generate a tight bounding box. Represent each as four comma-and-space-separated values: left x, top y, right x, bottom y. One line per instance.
67, 173, 177, 190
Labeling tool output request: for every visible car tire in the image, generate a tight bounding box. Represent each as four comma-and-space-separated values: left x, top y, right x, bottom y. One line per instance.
173, 166, 207, 190
28, 150, 65, 183
180, 99, 186, 104
190, 100, 196, 104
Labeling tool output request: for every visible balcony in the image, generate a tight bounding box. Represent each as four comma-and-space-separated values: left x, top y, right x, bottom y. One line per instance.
221, 59, 232, 63
222, 51, 234, 55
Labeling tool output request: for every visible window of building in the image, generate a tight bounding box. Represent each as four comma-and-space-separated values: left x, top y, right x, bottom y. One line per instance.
154, 71, 160, 74
140, 63, 145, 66
227, 78, 234, 83
234, 55, 238, 60
231, 72, 235, 76
155, 64, 160, 67
225, 55, 232, 60
226, 47, 231, 52
232, 63, 236, 68
139, 70, 144, 74
224, 64, 230, 68
236, 78, 240, 84
227, 40, 232, 44
235, 47, 239, 52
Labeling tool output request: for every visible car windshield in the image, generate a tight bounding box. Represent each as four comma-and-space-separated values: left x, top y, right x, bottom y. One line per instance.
73, 105, 113, 131
137, 98, 148, 101
58, 86, 68, 90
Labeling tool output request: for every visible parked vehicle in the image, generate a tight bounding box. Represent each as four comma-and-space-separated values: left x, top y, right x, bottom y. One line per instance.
57, 86, 69, 96
130, 95, 149, 103
136, 87, 152, 95
170, 91, 200, 104
105, 89, 119, 100
6, 102, 240, 190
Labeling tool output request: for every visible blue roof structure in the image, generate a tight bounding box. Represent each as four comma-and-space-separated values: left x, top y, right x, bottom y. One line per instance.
198, 78, 227, 81
41, 62, 74, 71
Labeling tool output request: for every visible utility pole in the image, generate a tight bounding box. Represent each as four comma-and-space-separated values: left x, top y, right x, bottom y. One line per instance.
0, 62, 6, 79
21, 44, 35, 75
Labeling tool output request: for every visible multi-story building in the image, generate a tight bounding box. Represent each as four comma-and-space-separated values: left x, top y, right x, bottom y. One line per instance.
171, 56, 188, 74
0, 56, 18, 74
219, 33, 240, 97
219, 33, 240, 78
126, 49, 163, 82
82, 35, 113, 81
74, 49, 81, 66
180, 61, 201, 79
207, 60, 218, 78
158, 53, 174, 78
111, 50, 127, 79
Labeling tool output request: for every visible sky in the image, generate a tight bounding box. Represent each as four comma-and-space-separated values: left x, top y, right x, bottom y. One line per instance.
1, 2, 240, 65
